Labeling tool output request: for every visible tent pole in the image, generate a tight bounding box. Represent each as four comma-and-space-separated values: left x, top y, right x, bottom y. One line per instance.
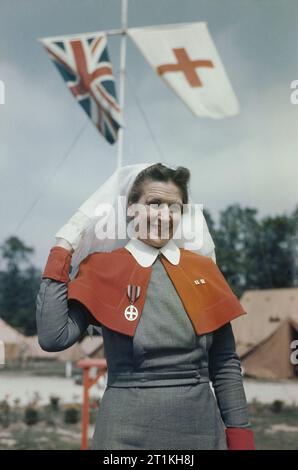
116, 0, 128, 170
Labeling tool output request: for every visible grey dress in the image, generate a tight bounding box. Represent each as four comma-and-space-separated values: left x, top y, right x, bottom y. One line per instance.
36, 254, 251, 450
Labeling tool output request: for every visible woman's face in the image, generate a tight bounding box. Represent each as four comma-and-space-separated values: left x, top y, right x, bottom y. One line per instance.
128, 180, 183, 248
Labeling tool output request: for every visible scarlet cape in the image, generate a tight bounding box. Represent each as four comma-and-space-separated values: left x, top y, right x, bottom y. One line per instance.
42, 246, 247, 337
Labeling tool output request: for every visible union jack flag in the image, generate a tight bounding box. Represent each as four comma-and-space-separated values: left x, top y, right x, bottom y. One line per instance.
40, 32, 122, 144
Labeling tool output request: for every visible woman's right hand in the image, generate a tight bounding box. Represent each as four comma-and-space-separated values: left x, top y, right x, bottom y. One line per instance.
54, 210, 93, 252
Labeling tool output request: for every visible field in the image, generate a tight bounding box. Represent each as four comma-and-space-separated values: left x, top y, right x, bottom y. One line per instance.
0, 398, 298, 450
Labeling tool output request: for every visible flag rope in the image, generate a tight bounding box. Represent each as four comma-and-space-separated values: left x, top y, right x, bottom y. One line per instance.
126, 71, 166, 164
13, 119, 89, 234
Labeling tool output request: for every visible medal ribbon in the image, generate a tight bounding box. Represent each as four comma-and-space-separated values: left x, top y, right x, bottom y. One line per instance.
127, 285, 141, 304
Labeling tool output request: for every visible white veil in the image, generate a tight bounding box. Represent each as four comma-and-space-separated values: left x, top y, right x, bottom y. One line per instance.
55, 162, 216, 280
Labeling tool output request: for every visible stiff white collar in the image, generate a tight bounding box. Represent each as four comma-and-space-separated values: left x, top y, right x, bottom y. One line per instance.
125, 238, 181, 267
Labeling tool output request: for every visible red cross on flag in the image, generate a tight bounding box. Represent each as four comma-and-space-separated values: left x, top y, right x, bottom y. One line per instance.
128, 22, 239, 118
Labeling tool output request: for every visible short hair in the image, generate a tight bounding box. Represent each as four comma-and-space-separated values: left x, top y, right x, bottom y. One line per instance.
127, 163, 190, 206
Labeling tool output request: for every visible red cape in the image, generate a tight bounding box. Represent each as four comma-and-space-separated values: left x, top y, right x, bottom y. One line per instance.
42, 246, 246, 337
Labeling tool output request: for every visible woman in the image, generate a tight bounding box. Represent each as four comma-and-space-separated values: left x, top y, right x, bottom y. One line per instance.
36, 162, 255, 450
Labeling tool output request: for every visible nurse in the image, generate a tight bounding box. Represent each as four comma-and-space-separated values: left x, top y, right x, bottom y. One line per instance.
36, 162, 255, 450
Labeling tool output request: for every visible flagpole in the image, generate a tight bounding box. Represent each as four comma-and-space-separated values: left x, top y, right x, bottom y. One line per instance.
116, 0, 128, 170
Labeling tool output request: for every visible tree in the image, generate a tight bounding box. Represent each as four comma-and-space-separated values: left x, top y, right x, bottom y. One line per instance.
0, 236, 41, 335
214, 204, 260, 297
258, 211, 297, 288
289, 205, 298, 287
210, 204, 296, 297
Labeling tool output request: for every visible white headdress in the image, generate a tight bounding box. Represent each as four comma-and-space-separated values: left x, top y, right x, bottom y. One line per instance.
55, 162, 216, 280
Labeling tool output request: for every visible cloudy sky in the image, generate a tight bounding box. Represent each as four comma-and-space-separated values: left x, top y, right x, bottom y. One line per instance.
0, 0, 297, 268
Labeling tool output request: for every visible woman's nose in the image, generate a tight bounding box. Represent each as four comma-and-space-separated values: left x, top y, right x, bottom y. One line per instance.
157, 205, 171, 221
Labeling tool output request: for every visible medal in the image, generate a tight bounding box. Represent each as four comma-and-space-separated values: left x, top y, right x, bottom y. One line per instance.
124, 284, 141, 321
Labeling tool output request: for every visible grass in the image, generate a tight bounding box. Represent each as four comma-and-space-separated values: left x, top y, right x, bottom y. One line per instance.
0, 398, 98, 450
249, 401, 298, 450
2, 425, 82, 450
1, 399, 298, 450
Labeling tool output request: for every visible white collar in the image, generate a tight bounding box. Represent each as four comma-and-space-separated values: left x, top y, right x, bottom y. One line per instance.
125, 238, 181, 267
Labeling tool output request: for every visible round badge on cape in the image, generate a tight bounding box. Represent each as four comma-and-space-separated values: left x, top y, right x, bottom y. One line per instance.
124, 304, 139, 321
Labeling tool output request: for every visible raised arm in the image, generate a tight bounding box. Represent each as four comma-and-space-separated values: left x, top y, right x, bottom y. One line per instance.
36, 243, 94, 352
208, 322, 255, 450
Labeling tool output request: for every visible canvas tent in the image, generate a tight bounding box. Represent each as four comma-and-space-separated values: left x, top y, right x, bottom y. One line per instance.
0, 318, 27, 362
23, 335, 59, 361
232, 288, 298, 379
0, 318, 103, 366
23, 335, 83, 361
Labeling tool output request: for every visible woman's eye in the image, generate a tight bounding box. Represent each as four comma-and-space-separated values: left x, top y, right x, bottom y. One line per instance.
147, 202, 160, 209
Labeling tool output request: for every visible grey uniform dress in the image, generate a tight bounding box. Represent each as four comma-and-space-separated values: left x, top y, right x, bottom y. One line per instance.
36, 254, 251, 450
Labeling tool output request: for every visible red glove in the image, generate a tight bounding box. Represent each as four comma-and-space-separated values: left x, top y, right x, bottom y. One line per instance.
42, 246, 72, 283
225, 427, 255, 450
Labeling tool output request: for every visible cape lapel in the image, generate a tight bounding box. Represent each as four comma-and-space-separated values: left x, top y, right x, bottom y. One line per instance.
68, 248, 152, 337
160, 249, 246, 335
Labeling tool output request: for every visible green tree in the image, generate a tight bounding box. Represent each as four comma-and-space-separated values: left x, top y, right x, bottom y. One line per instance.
213, 204, 260, 296
0, 236, 41, 335
258, 212, 296, 288
289, 206, 298, 287
212, 204, 296, 296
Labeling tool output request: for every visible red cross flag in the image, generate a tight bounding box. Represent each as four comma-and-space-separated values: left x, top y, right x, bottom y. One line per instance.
128, 22, 239, 118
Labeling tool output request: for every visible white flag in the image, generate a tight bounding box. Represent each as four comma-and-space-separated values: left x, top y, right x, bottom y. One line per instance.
128, 22, 239, 118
